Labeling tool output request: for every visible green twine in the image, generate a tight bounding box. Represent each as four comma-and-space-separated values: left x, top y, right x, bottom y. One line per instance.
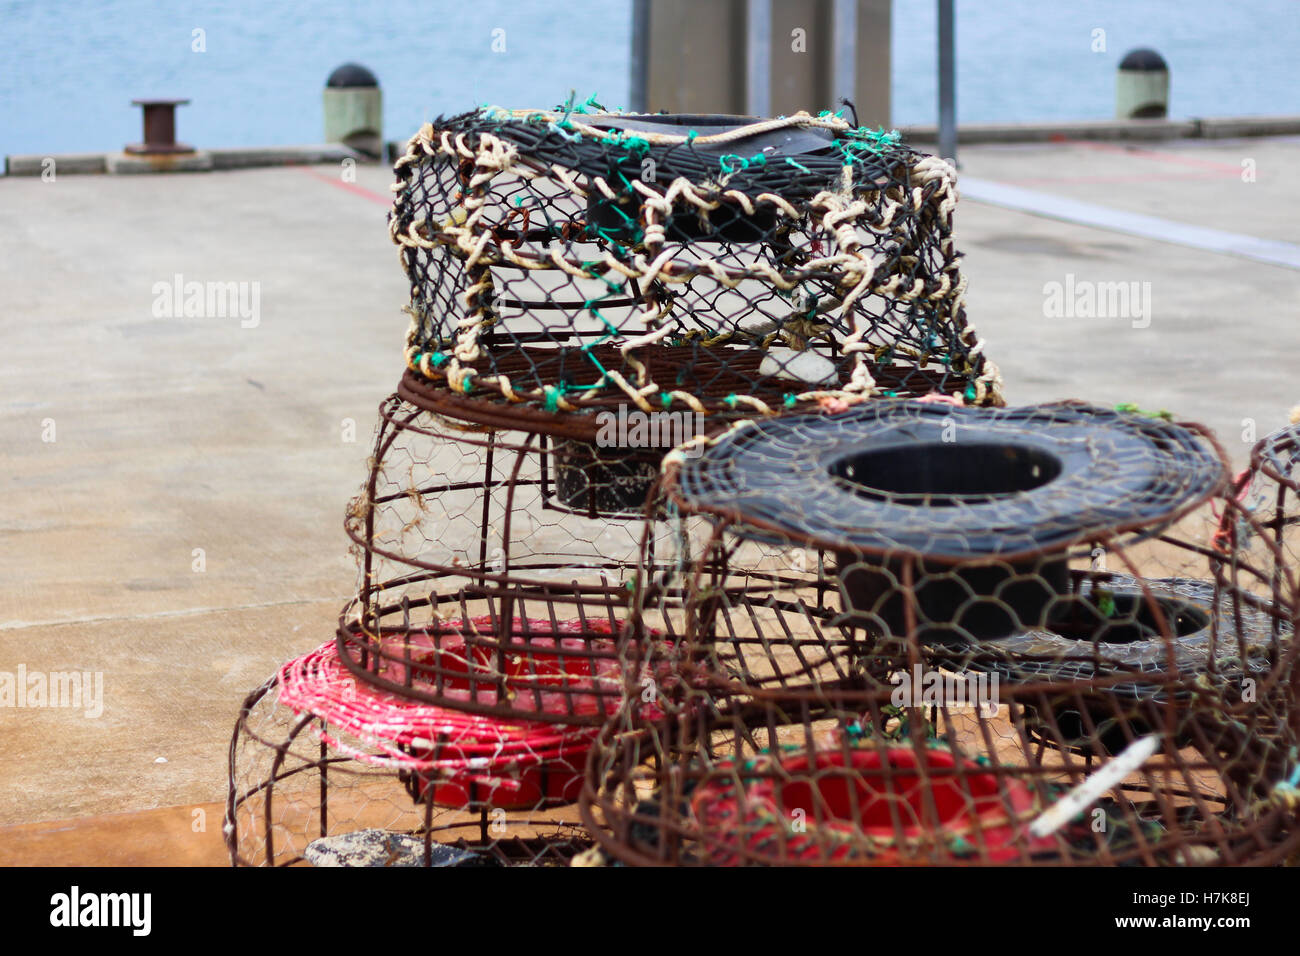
783, 393, 797, 409
585, 221, 637, 255
547, 120, 583, 143
553, 273, 632, 394
571, 93, 605, 114
600, 128, 650, 155
1096, 588, 1117, 619
947, 835, 976, 858
543, 385, 562, 413
864, 127, 901, 148
1115, 402, 1173, 421
551, 90, 591, 138
412, 351, 448, 369
723, 394, 739, 409
835, 127, 903, 165
718, 151, 768, 175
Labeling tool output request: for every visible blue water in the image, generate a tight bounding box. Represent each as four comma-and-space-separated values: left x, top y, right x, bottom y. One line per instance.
891, 0, 1300, 126
2, 0, 1297, 156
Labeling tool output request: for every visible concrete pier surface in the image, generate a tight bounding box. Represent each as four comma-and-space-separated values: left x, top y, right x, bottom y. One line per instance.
1, 135, 1298, 853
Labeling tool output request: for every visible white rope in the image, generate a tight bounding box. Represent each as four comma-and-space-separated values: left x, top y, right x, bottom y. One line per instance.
387, 112, 1004, 413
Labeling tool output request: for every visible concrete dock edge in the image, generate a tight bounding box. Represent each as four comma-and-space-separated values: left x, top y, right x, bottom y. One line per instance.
4, 143, 366, 177
900, 115, 1300, 145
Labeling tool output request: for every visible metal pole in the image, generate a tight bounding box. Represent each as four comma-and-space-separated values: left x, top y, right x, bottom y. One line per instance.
937, 0, 956, 162
746, 0, 772, 117
629, 0, 650, 112
832, 0, 855, 109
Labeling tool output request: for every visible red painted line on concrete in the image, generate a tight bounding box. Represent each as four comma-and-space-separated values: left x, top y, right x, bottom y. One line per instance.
297, 164, 393, 206
1052, 137, 1244, 175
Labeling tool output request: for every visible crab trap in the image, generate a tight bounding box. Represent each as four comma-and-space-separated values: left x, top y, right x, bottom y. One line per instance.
225, 96, 1300, 867
225, 660, 598, 867
332, 390, 711, 727
224, 385, 703, 866
578, 401, 1300, 866
389, 104, 1003, 423
1228, 421, 1300, 606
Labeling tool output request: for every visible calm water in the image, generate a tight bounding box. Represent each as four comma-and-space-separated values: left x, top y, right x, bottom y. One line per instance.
2, 0, 1297, 156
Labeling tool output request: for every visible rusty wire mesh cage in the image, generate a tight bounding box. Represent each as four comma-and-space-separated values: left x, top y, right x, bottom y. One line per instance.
580, 401, 1300, 866
334, 389, 714, 727
1229, 421, 1300, 604
388, 102, 1004, 424
225, 664, 597, 867
225, 385, 700, 866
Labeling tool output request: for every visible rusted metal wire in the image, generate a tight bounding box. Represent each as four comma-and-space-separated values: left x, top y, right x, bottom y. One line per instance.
228, 100, 1300, 867
225, 677, 594, 867
335, 391, 705, 724
581, 405, 1300, 866
225, 388, 686, 865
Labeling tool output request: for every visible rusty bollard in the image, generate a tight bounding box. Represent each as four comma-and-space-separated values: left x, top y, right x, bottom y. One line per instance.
125, 98, 195, 155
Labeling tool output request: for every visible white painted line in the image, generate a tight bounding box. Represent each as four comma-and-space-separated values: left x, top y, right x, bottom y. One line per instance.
0, 596, 339, 631
961, 176, 1300, 271
1029, 734, 1161, 838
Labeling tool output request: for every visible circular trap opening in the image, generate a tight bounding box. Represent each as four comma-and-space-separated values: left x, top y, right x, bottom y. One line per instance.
1052, 592, 1211, 645
830, 442, 1062, 504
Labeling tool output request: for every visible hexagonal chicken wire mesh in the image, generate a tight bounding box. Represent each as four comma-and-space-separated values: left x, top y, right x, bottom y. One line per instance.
579, 401, 1300, 866
1227, 422, 1300, 605
335, 390, 711, 725
225, 666, 595, 867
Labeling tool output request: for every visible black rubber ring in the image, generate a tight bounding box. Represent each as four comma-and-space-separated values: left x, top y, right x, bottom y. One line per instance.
673, 401, 1225, 561
965, 574, 1290, 698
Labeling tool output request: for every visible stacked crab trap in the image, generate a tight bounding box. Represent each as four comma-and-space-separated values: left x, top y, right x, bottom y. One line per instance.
225, 103, 1004, 866
581, 403, 1300, 865
226, 101, 1299, 867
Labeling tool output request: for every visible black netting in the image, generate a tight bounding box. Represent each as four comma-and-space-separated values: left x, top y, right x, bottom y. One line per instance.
389, 106, 1002, 422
